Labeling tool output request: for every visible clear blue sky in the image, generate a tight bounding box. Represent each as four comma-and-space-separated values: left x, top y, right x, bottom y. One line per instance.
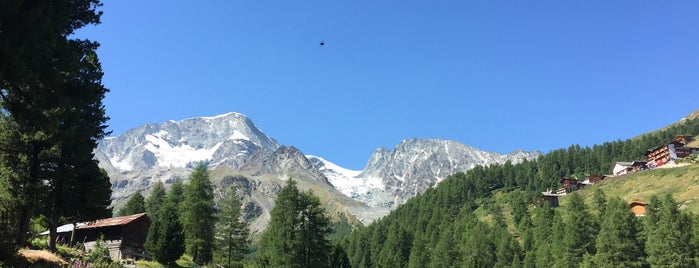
76, 1, 699, 170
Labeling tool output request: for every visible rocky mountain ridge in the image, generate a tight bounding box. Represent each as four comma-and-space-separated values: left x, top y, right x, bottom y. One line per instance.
96, 112, 541, 225
309, 139, 541, 209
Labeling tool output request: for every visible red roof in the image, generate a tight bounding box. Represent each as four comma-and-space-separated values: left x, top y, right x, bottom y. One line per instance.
77, 213, 147, 229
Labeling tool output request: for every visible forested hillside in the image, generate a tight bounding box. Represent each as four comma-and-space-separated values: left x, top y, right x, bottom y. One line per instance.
343, 115, 699, 267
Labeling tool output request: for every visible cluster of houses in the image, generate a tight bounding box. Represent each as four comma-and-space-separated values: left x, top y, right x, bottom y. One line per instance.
613, 135, 699, 176
543, 135, 699, 215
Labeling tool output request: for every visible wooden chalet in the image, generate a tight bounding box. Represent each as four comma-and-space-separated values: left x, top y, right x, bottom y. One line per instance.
612, 161, 646, 176
587, 174, 605, 183
645, 136, 699, 167
629, 201, 647, 217
72, 213, 150, 260
560, 177, 579, 193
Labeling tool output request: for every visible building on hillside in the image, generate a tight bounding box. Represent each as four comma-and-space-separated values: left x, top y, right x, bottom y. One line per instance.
612, 161, 647, 176
42, 213, 150, 260
646, 136, 699, 167
541, 188, 566, 207
629, 201, 647, 217
560, 177, 578, 193
587, 174, 605, 183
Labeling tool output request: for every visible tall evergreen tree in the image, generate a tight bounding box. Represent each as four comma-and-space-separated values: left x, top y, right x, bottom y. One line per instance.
562, 192, 598, 266
168, 179, 185, 209
144, 181, 167, 263
258, 179, 332, 268
592, 197, 645, 267
145, 189, 185, 267
117, 191, 145, 216
145, 181, 167, 221
645, 194, 693, 267
182, 165, 216, 264
215, 189, 250, 268
0, 0, 110, 248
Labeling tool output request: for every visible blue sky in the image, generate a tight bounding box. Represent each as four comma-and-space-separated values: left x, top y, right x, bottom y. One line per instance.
77, 1, 699, 170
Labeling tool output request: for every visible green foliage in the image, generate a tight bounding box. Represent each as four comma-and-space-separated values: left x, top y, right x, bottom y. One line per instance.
182, 165, 216, 265
145, 186, 185, 266
146, 181, 167, 221
215, 188, 250, 267
644, 194, 694, 267
341, 117, 699, 268
117, 191, 146, 216
592, 197, 645, 267
561, 192, 598, 266
0, 0, 111, 249
84, 235, 111, 264
135, 260, 166, 268
258, 179, 333, 267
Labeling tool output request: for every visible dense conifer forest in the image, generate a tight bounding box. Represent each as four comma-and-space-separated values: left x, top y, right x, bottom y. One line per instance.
341, 117, 699, 267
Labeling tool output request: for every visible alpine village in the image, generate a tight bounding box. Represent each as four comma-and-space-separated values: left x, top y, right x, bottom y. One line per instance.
4, 2, 699, 268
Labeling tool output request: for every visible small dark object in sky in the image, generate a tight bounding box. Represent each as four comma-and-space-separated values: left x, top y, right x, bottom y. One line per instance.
320, 41, 325, 46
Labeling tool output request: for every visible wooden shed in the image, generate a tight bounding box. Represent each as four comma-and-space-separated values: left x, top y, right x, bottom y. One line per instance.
73, 213, 150, 260
629, 201, 647, 217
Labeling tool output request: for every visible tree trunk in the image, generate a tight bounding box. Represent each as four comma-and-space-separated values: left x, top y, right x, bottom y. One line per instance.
48, 211, 59, 252
16, 207, 31, 247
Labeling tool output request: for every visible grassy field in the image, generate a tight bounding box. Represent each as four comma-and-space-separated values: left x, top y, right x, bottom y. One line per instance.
560, 159, 699, 214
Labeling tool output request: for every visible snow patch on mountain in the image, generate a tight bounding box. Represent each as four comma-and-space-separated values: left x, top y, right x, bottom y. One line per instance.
143, 132, 223, 168
307, 156, 384, 200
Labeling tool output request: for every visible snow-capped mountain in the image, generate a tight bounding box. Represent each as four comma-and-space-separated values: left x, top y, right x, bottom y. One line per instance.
309, 138, 542, 209
96, 112, 367, 232
97, 112, 541, 225
98, 112, 279, 171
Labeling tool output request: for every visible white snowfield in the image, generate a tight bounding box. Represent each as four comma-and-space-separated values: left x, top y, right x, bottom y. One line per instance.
307, 155, 385, 201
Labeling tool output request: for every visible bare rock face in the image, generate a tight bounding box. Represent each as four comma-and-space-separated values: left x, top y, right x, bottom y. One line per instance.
97, 112, 367, 232
97, 112, 541, 226
312, 138, 542, 211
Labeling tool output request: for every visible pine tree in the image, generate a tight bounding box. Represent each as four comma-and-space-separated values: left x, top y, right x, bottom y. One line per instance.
562, 192, 598, 266
118, 191, 145, 216
145, 193, 185, 267
645, 194, 693, 267
182, 165, 216, 265
215, 189, 250, 268
0, 0, 108, 248
145, 181, 167, 221
592, 197, 645, 267
258, 179, 332, 268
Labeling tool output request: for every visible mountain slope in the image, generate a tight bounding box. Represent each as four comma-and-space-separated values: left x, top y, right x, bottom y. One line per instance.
310, 138, 541, 209
97, 112, 541, 226
96, 113, 368, 232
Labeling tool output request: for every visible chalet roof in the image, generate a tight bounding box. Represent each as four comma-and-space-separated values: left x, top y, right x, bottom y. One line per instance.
39, 223, 87, 235
615, 161, 646, 167
629, 201, 647, 207
77, 213, 148, 230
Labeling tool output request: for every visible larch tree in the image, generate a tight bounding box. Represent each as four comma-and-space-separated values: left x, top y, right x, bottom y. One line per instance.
258, 178, 332, 268
592, 197, 645, 267
182, 165, 216, 264
645, 194, 693, 267
117, 191, 146, 216
562, 192, 598, 267
145, 187, 185, 267
214, 189, 250, 267
145, 181, 167, 222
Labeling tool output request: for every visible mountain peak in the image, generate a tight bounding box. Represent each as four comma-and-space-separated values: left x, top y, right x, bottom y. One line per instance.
98, 112, 279, 171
